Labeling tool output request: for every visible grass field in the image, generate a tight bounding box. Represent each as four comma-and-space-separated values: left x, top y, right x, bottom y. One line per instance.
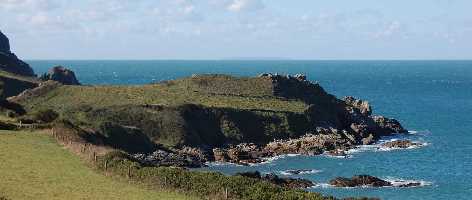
17, 75, 307, 114
0, 130, 197, 200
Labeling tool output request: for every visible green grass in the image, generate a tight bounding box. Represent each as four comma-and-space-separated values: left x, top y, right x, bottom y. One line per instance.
18, 75, 307, 114
0, 130, 197, 200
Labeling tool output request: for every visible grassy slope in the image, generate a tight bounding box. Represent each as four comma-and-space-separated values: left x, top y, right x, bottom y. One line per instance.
0, 70, 38, 99
0, 130, 197, 200
19, 75, 307, 113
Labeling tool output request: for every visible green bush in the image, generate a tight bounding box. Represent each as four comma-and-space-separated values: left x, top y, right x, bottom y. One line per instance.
31, 109, 59, 123
98, 151, 328, 200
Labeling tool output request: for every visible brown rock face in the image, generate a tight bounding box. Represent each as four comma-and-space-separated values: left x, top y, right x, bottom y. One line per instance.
344, 96, 372, 116
40, 66, 80, 85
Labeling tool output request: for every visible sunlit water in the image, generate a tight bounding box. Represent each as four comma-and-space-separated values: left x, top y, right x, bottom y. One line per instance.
29, 60, 472, 199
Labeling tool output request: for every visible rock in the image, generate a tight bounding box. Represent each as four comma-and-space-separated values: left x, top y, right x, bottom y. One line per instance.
294, 74, 307, 81
0, 31, 35, 77
398, 182, 421, 187
264, 131, 351, 157
133, 148, 206, 168
362, 134, 375, 145
344, 96, 372, 116
236, 171, 314, 189
211, 143, 267, 165
40, 66, 80, 85
329, 175, 392, 187
0, 31, 10, 53
382, 140, 420, 149
372, 115, 408, 135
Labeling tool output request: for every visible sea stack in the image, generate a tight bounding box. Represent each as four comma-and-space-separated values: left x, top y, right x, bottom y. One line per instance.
0, 30, 35, 77
40, 66, 81, 85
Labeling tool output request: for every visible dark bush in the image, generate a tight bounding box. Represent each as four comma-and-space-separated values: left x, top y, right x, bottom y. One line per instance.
31, 109, 59, 123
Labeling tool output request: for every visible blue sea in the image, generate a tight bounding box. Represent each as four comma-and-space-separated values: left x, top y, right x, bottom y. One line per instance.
29, 60, 472, 200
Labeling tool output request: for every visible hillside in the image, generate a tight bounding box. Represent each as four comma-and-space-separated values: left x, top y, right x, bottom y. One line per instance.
0, 130, 196, 200
11, 74, 406, 158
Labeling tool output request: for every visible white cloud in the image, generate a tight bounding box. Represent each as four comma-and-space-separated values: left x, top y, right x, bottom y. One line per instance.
226, 0, 264, 12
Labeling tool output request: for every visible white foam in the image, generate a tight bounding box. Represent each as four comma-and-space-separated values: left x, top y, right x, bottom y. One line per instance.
383, 177, 433, 187
253, 154, 301, 165
280, 169, 322, 176
311, 183, 333, 189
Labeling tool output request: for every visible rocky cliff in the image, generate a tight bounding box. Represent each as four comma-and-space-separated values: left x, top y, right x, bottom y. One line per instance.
0, 31, 35, 77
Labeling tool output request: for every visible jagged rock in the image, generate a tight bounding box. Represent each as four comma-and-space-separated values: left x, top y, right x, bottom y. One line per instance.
329, 175, 422, 188
235, 171, 315, 189
329, 175, 392, 187
212, 143, 268, 165
344, 96, 372, 116
372, 115, 408, 135
40, 66, 80, 85
264, 131, 351, 156
0, 31, 35, 77
382, 140, 420, 149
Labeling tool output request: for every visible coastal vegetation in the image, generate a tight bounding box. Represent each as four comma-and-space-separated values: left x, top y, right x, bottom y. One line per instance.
0, 130, 196, 200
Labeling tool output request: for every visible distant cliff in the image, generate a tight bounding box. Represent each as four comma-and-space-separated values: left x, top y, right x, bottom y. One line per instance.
0, 31, 35, 77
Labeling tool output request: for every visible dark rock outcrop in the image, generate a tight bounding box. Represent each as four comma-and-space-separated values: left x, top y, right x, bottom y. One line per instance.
330, 175, 391, 187
40, 66, 80, 85
329, 175, 422, 188
0, 31, 10, 53
235, 171, 314, 189
382, 140, 421, 149
0, 31, 35, 77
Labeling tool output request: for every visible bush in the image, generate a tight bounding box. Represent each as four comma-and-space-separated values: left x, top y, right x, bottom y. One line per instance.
99, 151, 327, 200
32, 109, 59, 123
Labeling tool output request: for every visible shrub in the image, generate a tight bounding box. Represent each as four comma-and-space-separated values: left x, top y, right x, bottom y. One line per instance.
32, 109, 59, 123
98, 151, 327, 200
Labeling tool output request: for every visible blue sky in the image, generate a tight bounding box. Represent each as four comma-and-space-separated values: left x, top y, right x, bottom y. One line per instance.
0, 0, 471, 60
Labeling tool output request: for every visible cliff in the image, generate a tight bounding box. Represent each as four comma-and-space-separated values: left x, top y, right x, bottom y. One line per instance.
0, 31, 35, 77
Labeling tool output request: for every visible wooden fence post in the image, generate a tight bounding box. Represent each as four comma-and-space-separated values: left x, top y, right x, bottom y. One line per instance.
127, 166, 131, 178
93, 152, 97, 162
225, 187, 228, 199
104, 160, 108, 171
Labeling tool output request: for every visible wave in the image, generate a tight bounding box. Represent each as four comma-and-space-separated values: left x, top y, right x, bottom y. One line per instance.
311, 178, 432, 189
279, 169, 322, 176
382, 177, 433, 187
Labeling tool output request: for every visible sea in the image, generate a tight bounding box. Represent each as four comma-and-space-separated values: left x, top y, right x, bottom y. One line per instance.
28, 60, 472, 200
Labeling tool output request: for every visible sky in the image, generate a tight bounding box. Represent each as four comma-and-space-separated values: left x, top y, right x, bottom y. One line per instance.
0, 0, 471, 60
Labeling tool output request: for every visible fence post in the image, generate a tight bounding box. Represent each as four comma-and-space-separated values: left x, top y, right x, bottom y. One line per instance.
225, 187, 228, 199
93, 152, 97, 162
104, 160, 108, 171
128, 166, 131, 178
